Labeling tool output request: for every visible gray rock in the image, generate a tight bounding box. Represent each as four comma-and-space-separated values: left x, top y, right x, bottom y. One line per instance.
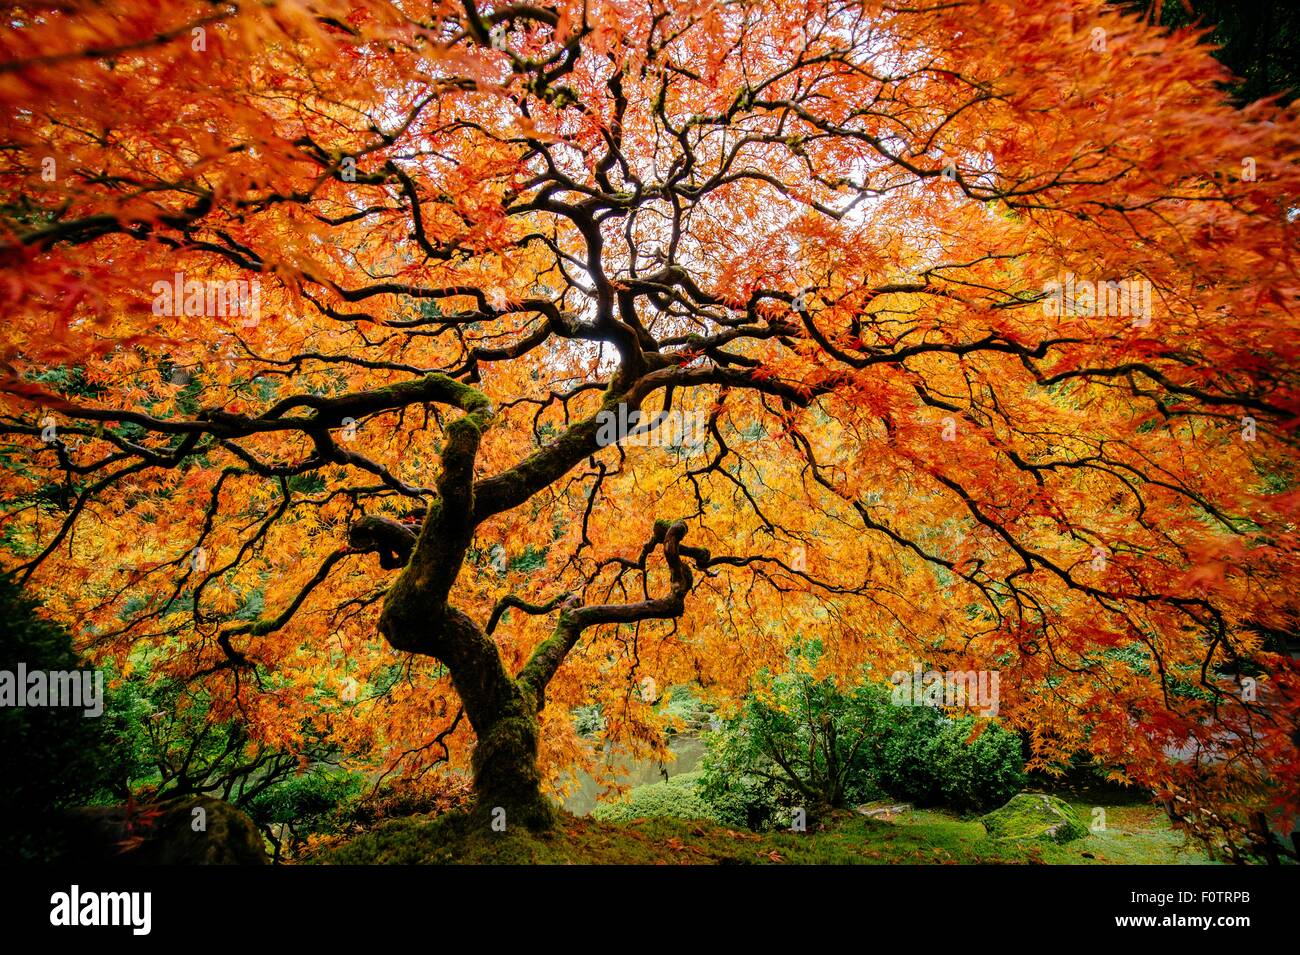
62, 795, 269, 864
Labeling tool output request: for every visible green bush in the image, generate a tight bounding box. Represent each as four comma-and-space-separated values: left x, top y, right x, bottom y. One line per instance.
697, 643, 1027, 828
697, 641, 891, 829
875, 704, 948, 806
930, 717, 1026, 812
591, 772, 722, 824
875, 711, 1025, 812
694, 769, 785, 831
572, 704, 605, 737
248, 768, 364, 829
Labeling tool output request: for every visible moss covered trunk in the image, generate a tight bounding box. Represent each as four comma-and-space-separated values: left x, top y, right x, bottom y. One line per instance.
380, 595, 558, 831
372, 378, 556, 830
469, 686, 555, 830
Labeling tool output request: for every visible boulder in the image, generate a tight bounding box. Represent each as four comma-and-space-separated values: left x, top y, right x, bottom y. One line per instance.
854, 801, 913, 819
61, 795, 269, 864
980, 792, 1088, 844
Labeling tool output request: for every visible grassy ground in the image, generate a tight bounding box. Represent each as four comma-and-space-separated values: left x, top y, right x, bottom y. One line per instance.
312, 796, 1213, 865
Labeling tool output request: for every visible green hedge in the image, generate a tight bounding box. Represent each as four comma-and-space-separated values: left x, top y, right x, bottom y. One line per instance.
591, 772, 723, 824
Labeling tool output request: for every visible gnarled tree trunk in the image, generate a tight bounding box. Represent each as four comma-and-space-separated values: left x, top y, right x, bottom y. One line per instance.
371, 376, 701, 831
469, 686, 553, 829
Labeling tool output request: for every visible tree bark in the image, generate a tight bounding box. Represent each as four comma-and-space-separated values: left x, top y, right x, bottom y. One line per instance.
470, 684, 554, 830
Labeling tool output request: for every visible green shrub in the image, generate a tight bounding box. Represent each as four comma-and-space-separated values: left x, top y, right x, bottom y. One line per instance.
591, 772, 722, 824
876, 711, 1025, 812
572, 704, 605, 737
874, 704, 947, 806
695, 769, 785, 831
930, 717, 1026, 812
248, 768, 364, 830
697, 643, 1027, 828
697, 641, 890, 828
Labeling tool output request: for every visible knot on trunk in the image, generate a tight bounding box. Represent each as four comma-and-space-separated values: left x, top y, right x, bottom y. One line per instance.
347, 514, 419, 569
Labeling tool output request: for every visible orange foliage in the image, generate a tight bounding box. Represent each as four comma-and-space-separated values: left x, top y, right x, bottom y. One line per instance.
0, 0, 1297, 826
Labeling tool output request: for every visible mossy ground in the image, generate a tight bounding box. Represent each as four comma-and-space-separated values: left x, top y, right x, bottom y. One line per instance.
310, 796, 1213, 865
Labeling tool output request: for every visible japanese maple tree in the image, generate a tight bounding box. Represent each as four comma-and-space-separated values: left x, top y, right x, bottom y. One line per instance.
1, 0, 1298, 839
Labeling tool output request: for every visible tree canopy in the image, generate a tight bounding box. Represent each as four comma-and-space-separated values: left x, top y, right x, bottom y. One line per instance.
1, 0, 1298, 832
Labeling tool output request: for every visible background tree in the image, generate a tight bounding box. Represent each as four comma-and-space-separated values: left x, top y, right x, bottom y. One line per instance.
0, 572, 128, 860
1119, 0, 1300, 105
1, 0, 1298, 834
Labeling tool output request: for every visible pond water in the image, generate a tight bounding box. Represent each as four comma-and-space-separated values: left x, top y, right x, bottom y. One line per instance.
562, 735, 706, 816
